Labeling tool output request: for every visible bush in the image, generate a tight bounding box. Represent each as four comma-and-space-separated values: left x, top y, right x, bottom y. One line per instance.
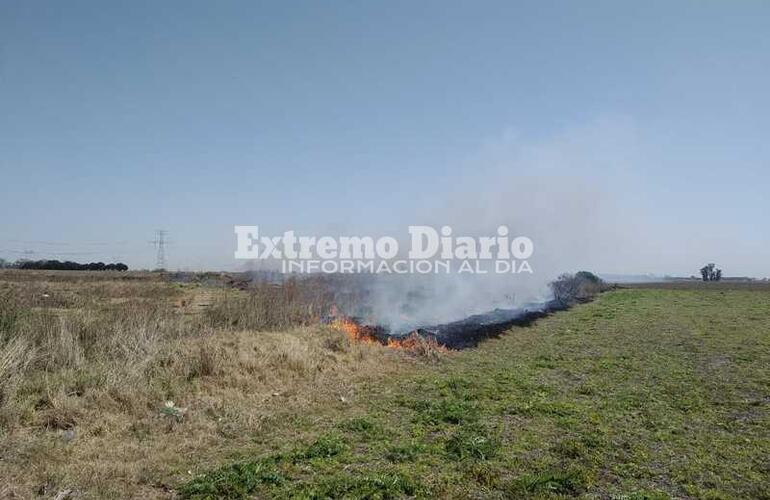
575, 271, 601, 284
550, 271, 606, 306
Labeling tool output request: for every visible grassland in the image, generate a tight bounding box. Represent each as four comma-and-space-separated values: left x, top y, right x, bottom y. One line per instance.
0, 271, 402, 498
1, 272, 769, 498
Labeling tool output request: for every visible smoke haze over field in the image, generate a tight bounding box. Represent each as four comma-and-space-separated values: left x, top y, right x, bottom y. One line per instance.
317, 117, 648, 328
288, 114, 765, 327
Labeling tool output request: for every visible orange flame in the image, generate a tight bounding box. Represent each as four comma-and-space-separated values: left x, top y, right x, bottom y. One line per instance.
330, 317, 379, 344
328, 306, 447, 353
386, 332, 449, 353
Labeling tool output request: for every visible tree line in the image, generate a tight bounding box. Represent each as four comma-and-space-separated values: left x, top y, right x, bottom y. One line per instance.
0, 259, 128, 271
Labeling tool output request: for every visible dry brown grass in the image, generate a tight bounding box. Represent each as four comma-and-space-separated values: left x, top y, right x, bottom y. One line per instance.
0, 274, 181, 311
205, 279, 334, 331
0, 272, 407, 498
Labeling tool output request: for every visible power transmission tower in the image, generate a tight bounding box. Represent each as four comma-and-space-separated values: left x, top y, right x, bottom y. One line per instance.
150, 230, 168, 270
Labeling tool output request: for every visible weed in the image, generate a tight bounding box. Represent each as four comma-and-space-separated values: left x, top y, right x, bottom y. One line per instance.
180, 459, 284, 499
445, 423, 500, 461
289, 471, 424, 499
507, 468, 588, 496
409, 398, 479, 425
338, 416, 383, 438
385, 441, 427, 462
295, 434, 348, 461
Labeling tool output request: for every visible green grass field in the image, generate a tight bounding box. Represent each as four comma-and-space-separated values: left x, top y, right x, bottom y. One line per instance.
182, 287, 770, 499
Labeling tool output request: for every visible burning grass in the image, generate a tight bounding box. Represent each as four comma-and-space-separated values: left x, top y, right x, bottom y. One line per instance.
386, 332, 448, 357
328, 313, 450, 361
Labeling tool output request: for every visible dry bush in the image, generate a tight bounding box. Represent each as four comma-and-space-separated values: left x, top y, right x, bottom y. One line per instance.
549, 271, 607, 306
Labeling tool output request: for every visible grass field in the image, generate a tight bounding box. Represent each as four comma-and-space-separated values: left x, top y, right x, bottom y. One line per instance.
2, 273, 769, 498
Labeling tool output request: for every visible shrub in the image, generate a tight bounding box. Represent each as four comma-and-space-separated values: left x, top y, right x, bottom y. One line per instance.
550, 271, 607, 306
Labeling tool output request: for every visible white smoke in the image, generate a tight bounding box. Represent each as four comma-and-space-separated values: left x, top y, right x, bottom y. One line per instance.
358, 115, 648, 330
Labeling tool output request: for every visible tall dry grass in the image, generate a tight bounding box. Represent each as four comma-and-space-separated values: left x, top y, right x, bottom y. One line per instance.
206, 278, 334, 330
0, 290, 199, 428
0, 274, 401, 498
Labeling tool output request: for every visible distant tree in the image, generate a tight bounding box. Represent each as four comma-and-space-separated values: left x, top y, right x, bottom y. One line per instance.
700, 263, 722, 282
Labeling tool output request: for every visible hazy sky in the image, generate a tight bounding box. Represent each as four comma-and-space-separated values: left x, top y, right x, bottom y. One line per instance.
1, 1, 768, 276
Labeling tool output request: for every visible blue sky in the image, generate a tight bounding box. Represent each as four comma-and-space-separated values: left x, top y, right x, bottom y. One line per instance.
1, 1, 768, 275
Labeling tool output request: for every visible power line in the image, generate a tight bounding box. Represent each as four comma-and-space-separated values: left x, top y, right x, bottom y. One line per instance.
149, 230, 169, 270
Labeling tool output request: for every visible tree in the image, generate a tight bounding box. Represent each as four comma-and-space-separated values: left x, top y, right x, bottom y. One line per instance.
699, 263, 722, 281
